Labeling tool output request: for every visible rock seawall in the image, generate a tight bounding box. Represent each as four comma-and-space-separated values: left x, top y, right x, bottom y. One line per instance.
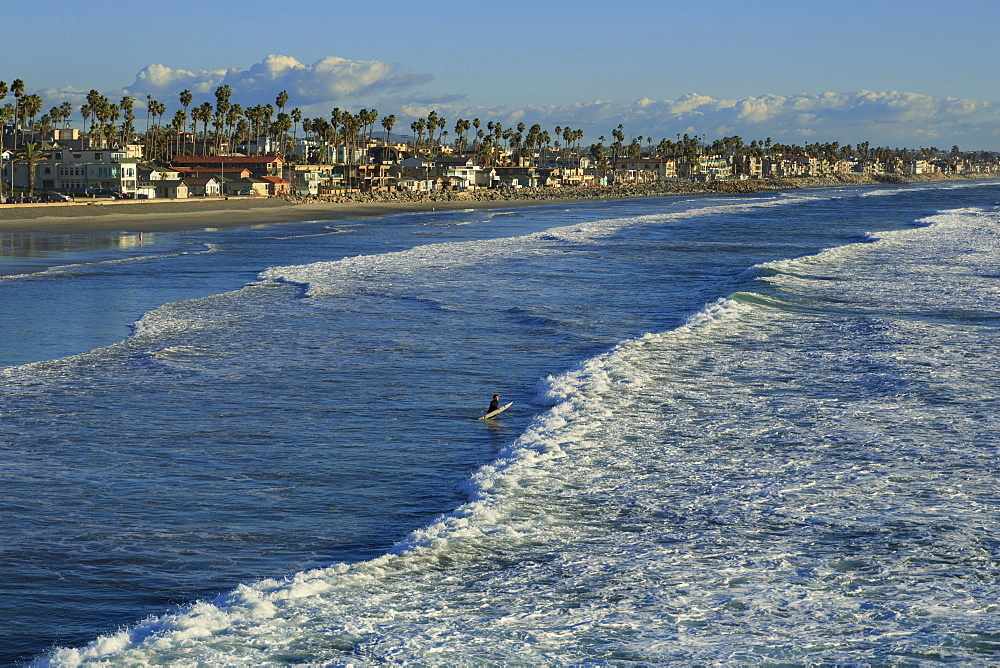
282, 171, 995, 206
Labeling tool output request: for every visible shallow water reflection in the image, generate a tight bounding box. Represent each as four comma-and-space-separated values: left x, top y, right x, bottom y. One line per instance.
0, 231, 152, 275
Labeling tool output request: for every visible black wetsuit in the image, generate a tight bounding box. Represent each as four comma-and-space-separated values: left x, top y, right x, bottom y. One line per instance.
488, 398, 500, 413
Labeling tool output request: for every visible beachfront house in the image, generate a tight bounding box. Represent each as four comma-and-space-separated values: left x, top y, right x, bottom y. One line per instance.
736, 155, 764, 179
0, 149, 12, 189
260, 175, 291, 196
305, 144, 366, 165
395, 155, 433, 173
436, 156, 483, 190
762, 155, 817, 178
612, 157, 679, 182
153, 179, 190, 199
171, 156, 284, 178
491, 167, 544, 188
222, 177, 270, 197
139, 166, 182, 181
10, 148, 140, 195
285, 164, 336, 196
183, 177, 222, 197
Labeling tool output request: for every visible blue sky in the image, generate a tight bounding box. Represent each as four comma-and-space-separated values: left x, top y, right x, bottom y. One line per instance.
6, 0, 999, 149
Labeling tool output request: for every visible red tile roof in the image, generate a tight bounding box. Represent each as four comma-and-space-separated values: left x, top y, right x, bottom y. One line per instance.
173, 166, 251, 175
172, 156, 283, 165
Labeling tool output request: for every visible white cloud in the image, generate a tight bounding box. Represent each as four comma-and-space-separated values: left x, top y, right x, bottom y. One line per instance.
423, 90, 1000, 148
125, 54, 431, 106
35, 67, 1000, 149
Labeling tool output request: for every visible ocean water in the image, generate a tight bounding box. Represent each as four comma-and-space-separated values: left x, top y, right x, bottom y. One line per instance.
1, 181, 998, 666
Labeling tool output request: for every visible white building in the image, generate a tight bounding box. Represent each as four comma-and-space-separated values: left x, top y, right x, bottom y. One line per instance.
13, 147, 140, 194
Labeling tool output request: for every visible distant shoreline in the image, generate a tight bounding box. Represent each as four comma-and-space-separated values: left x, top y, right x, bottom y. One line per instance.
0, 172, 994, 234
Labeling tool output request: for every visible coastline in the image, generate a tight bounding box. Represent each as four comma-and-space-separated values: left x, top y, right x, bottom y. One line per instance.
0, 172, 994, 234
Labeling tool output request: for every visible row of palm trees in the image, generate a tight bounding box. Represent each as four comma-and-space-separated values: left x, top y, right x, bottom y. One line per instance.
0, 80, 48, 197
2, 79, 595, 170
3, 79, 977, 191
588, 129, 960, 174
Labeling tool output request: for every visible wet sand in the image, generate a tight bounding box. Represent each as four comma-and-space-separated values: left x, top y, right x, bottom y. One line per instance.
0, 197, 578, 234
2, 172, 994, 234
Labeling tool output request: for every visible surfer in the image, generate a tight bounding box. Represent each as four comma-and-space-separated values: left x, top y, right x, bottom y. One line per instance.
488, 394, 500, 414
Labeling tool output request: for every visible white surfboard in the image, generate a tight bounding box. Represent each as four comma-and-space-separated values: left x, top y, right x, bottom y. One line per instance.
479, 402, 512, 420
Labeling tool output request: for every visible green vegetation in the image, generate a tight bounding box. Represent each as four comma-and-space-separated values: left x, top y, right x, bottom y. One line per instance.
1, 79, 998, 178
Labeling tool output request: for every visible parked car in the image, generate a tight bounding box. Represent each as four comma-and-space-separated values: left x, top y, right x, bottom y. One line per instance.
38, 192, 72, 203
5, 195, 25, 204
87, 189, 120, 199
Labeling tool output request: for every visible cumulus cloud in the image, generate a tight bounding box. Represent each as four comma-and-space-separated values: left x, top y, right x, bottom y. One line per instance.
35, 69, 1000, 148
125, 54, 431, 105
424, 90, 999, 147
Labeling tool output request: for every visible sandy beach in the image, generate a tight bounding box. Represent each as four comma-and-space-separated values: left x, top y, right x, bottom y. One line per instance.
0, 196, 551, 234
0, 172, 993, 234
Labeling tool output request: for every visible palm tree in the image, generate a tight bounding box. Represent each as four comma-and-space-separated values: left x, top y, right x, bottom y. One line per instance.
119, 96, 136, 145
290, 108, 302, 158
14, 142, 48, 195
233, 117, 250, 157
214, 85, 232, 155
0, 81, 7, 199
179, 89, 193, 155
48, 103, 72, 132
262, 104, 275, 153
212, 111, 224, 156
196, 102, 213, 156
362, 108, 379, 161
102, 103, 121, 151
59, 101, 73, 129
274, 113, 293, 157
10, 79, 25, 146
79, 103, 93, 148
454, 118, 470, 153
413, 118, 426, 150
144, 94, 154, 152
143, 97, 160, 156
21, 94, 44, 142
426, 110, 439, 148
189, 108, 199, 156
171, 109, 186, 158
226, 104, 243, 155
381, 114, 396, 151
0, 111, 12, 193
252, 110, 266, 156
84, 90, 103, 137
309, 116, 330, 162
37, 113, 55, 140
243, 106, 259, 155
343, 112, 360, 166
89, 96, 109, 148
149, 100, 166, 158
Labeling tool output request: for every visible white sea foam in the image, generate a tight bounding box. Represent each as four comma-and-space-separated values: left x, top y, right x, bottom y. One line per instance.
33, 194, 1000, 666
259, 195, 837, 300
0, 244, 218, 281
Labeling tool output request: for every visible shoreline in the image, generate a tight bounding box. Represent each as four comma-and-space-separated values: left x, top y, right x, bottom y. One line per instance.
0, 172, 994, 234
